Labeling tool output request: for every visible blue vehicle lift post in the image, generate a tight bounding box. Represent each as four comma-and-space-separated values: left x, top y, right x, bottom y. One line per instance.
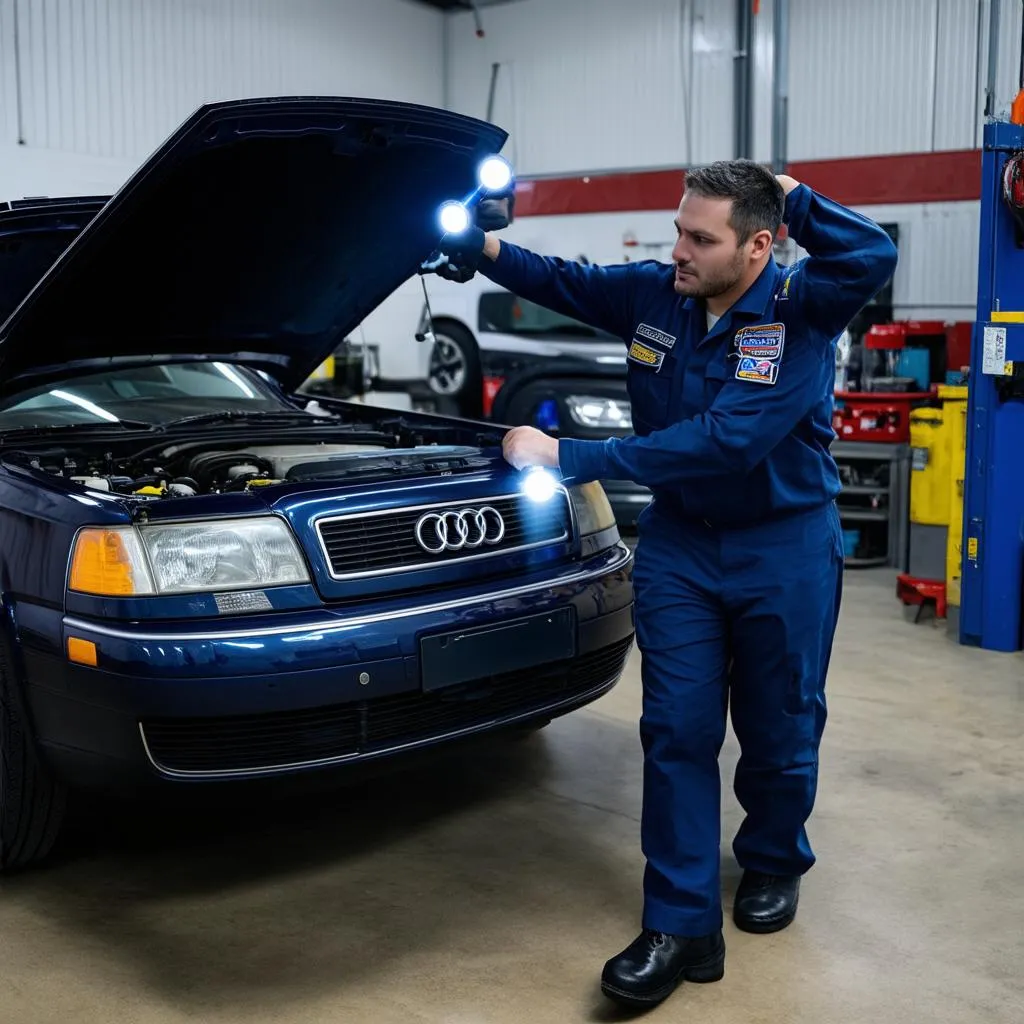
960, 117, 1024, 651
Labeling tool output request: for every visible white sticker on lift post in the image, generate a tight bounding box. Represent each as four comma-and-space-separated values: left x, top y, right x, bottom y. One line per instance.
982, 326, 1011, 375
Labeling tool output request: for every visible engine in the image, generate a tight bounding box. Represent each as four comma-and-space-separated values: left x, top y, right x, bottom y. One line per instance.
171, 443, 393, 493
14, 441, 395, 498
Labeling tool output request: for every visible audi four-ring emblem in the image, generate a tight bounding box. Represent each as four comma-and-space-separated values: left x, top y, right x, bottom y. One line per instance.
414, 506, 506, 554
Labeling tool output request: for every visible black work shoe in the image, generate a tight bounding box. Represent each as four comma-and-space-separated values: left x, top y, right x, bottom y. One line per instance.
600, 929, 725, 1009
733, 871, 800, 933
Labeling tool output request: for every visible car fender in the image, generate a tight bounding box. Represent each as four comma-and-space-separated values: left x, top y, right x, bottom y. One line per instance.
0, 562, 34, 721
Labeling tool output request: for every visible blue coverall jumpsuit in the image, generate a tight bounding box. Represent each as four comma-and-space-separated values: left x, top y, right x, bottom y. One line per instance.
479, 184, 899, 937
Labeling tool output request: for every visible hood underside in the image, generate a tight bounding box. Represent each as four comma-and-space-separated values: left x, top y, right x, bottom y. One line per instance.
0, 196, 109, 325
0, 97, 508, 401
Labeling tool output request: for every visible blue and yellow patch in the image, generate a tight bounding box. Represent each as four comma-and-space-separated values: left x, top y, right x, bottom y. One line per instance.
734, 322, 785, 360
628, 339, 665, 370
735, 356, 780, 385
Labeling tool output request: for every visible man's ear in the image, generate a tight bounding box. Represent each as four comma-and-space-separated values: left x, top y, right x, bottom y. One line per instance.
749, 229, 775, 259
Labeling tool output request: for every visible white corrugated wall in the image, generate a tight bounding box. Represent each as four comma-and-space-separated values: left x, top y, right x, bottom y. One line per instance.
783, 0, 1019, 157
4, 1, 1018, 190
786, 0, 978, 160
994, 0, 1024, 120
887, 201, 981, 320
444, 0, 735, 176
448, 0, 1024, 173
0, 0, 444, 199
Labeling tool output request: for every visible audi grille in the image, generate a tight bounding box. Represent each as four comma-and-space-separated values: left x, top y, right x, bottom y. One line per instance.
315, 492, 571, 580
414, 506, 506, 554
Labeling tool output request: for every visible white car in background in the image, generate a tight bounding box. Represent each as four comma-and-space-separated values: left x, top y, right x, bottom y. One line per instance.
418, 273, 624, 415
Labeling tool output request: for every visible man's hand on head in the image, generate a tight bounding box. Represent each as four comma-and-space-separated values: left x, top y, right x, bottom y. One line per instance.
775, 174, 801, 196
502, 426, 560, 471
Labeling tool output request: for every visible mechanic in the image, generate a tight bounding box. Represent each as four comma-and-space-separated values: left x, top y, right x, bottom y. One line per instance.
430, 161, 898, 1010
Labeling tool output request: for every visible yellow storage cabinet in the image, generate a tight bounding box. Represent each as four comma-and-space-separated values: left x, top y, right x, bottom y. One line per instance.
940, 386, 969, 613
903, 386, 969, 613
909, 407, 948, 526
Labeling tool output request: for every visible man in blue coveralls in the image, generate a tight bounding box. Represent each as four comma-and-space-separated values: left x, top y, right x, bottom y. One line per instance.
430, 161, 898, 1010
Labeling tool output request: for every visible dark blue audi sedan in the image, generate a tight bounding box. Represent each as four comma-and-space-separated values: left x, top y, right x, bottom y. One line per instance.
0, 97, 634, 870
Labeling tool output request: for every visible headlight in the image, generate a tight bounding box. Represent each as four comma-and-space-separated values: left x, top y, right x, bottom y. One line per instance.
569, 482, 616, 537
566, 395, 632, 430
69, 517, 310, 597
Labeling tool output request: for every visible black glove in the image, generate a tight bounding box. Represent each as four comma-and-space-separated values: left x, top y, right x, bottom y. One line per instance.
419, 224, 486, 283
476, 195, 514, 231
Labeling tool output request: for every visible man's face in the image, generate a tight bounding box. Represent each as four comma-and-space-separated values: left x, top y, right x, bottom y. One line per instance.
670, 192, 748, 298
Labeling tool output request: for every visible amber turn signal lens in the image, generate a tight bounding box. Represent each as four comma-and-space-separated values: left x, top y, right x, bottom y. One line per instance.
69, 528, 152, 596
67, 637, 98, 667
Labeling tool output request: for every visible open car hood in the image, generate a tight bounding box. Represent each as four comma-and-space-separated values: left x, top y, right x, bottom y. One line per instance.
0, 97, 507, 401
0, 196, 109, 326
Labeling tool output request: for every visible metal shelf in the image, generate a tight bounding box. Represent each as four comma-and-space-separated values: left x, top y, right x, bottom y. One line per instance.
832, 439, 910, 570
840, 484, 890, 495
832, 441, 909, 459
838, 509, 889, 522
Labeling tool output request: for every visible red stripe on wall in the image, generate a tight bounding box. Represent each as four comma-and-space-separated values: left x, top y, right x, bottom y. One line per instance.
788, 149, 982, 206
513, 149, 983, 217
514, 168, 687, 217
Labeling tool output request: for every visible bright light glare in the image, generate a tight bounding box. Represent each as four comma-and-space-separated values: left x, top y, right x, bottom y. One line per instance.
522, 467, 557, 503
212, 361, 256, 398
49, 390, 120, 422
479, 156, 513, 191
439, 201, 471, 234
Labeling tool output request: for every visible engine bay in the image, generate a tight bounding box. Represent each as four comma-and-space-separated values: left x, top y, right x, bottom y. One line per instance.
0, 408, 506, 499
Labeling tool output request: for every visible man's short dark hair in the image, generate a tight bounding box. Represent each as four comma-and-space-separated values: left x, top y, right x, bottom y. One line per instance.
683, 159, 785, 245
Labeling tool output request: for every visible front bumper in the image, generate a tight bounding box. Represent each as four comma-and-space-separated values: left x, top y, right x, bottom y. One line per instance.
21, 543, 634, 788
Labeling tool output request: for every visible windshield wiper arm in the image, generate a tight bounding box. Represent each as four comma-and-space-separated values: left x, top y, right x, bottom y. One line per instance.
156, 409, 335, 430
0, 418, 155, 441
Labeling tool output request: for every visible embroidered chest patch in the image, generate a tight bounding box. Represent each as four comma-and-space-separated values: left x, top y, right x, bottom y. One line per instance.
635, 323, 677, 350
628, 339, 665, 369
734, 322, 785, 359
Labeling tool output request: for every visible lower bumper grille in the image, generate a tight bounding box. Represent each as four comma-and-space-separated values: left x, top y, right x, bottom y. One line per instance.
140, 637, 634, 777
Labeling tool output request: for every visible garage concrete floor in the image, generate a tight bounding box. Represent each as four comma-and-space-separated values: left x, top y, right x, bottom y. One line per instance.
2, 569, 1023, 1024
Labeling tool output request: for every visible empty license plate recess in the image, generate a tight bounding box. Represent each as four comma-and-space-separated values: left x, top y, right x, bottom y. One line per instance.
420, 608, 576, 692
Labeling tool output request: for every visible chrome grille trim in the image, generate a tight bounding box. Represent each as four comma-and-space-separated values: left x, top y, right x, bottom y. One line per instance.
313, 488, 572, 581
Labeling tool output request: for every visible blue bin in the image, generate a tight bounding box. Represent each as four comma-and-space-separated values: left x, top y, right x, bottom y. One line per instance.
843, 529, 860, 558
895, 349, 931, 391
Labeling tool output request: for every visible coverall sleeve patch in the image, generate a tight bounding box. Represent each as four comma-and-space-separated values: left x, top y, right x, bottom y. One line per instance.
734, 322, 785, 359
733, 323, 785, 385
735, 356, 780, 385
628, 339, 666, 370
